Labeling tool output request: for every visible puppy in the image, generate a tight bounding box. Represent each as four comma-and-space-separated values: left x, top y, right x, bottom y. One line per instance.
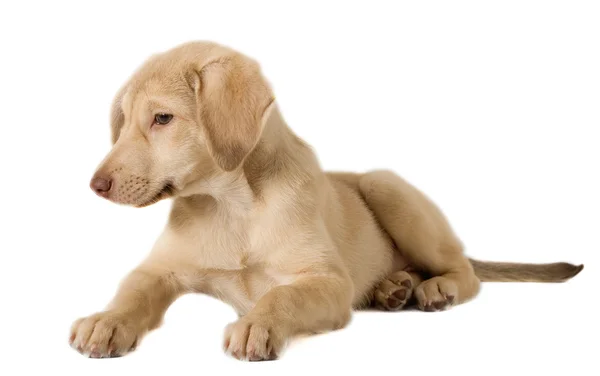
70, 41, 583, 361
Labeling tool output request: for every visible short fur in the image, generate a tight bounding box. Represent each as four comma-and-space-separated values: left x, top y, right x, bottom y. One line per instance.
70, 41, 583, 361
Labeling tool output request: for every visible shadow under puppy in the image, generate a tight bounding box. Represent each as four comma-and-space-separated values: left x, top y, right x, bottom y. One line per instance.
70, 41, 583, 361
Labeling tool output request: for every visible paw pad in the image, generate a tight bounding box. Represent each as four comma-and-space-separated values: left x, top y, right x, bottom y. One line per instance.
373, 271, 414, 311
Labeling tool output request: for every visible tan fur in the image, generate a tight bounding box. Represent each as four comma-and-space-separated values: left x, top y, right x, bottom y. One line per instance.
469, 259, 584, 282
70, 41, 583, 361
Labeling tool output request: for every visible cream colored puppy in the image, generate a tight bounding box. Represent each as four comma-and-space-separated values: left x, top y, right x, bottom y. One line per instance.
70, 41, 583, 361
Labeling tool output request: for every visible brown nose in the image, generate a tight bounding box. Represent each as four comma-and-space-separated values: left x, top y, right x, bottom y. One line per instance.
90, 176, 112, 197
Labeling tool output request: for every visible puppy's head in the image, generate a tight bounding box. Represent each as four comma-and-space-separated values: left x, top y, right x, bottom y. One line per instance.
90, 42, 274, 207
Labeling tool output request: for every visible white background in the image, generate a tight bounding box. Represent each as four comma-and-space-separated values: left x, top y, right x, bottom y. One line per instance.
1, 1, 598, 375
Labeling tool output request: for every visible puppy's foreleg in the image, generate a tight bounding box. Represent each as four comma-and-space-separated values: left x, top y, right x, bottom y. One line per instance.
69, 264, 183, 358
223, 272, 353, 361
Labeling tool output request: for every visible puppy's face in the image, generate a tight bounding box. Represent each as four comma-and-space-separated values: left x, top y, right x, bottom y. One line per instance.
91, 77, 212, 207
90, 42, 274, 207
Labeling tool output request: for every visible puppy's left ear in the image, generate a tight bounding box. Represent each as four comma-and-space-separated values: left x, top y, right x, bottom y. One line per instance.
190, 54, 274, 171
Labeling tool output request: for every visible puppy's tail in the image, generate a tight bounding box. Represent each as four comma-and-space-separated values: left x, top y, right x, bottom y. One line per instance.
469, 258, 584, 282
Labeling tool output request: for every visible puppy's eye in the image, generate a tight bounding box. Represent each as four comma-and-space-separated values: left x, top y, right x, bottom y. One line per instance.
154, 113, 173, 125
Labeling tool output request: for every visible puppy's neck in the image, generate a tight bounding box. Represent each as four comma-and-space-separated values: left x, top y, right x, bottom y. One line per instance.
174, 104, 322, 215
175, 167, 254, 216
243, 104, 322, 196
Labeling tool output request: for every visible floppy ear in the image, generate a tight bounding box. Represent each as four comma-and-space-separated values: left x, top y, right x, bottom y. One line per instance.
191, 55, 274, 171
110, 83, 129, 144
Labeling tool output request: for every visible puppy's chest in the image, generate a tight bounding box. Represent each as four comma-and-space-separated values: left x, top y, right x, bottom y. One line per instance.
201, 266, 292, 315
169, 207, 292, 311
191, 228, 290, 315
180, 209, 279, 270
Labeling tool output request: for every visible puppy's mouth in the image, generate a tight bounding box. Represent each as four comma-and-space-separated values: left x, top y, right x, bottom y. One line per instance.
136, 182, 176, 208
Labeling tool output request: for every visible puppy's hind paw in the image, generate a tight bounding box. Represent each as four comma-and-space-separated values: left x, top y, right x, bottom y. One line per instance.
373, 271, 414, 311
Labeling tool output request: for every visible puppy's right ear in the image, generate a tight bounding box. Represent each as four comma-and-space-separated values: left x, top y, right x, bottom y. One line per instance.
110, 84, 129, 144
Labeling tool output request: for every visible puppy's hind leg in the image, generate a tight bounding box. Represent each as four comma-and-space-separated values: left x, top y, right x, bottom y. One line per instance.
372, 269, 424, 311
359, 170, 480, 312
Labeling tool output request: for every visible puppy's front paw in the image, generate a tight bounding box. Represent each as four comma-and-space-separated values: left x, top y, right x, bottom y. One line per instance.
223, 317, 285, 361
69, 311, 144, 358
